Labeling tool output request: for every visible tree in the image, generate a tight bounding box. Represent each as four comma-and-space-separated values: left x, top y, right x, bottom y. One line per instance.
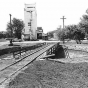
47, 32, 54, 39
79, 15, 88, 31
0, 31, 8, 39
6, 18, 24, 39
57, 25, 85, 44
79, 14, 88, 39
57, 28, 66, 43
66, 25, 78, 40
66, 25, 85, 44
0, 32, 4, 38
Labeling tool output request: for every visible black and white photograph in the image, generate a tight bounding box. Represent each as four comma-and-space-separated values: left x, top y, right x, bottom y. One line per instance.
0, 0, 88, 88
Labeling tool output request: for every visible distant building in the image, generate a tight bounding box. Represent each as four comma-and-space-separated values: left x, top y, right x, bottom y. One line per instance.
47, 28, 61, 40
42, 33, 48, 40
35, 27, 48, 40
23, 3, 37, 40
22, 3, 47, 41
36, 27, 43, 39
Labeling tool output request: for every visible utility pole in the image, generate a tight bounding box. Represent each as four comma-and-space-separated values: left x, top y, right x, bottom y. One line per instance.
9, 14, 13, 46
60, 16, 66, 44
60, 16, 66, 29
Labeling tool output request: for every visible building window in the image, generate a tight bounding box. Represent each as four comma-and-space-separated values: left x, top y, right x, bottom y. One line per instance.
28, 22, 31, 26
27, 7, 35, 8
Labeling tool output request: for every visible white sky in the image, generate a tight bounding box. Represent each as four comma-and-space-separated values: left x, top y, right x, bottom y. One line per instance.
0, 0, 88, 33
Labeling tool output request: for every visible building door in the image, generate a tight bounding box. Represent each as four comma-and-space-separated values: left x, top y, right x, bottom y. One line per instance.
37, 33, 42, 39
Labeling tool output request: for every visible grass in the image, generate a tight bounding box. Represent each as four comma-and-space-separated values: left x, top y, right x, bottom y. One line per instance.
61, 39, 88, 45
0, 43, 35, 50
6, 60, 88, 88
0, 38, 7, 42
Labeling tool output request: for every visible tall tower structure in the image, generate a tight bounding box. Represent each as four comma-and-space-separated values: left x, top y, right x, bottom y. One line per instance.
24, 3, 37, 40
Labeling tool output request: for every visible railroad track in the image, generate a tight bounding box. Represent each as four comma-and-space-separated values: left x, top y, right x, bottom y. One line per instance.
0, 43, 47, 71
0, 42, 57, 87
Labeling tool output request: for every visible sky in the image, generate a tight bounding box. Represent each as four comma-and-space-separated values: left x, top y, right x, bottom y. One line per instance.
0, 0, 88, 33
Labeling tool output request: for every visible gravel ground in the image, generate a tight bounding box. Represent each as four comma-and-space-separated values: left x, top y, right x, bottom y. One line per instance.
6, 60, 88, 88
65, 44, 88, 52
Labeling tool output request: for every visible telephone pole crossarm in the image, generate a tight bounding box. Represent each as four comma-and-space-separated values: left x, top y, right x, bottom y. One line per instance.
60, 16, 66, 44
60, 16, 66, 29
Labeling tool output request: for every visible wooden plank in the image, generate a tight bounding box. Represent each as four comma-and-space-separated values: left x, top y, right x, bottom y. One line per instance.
39, 54, 55, 59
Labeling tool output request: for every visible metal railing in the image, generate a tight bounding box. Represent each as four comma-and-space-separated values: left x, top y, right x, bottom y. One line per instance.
12, 42, 46, 59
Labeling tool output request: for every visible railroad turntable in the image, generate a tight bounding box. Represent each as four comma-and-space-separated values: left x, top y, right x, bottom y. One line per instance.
1, 42, 88, 88
0, 42, 60, 88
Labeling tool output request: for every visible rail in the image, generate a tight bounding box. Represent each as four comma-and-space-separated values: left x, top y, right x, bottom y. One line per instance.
12, 42, 46, 59
0, 42, 60, 87
45, 43, 70, 59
